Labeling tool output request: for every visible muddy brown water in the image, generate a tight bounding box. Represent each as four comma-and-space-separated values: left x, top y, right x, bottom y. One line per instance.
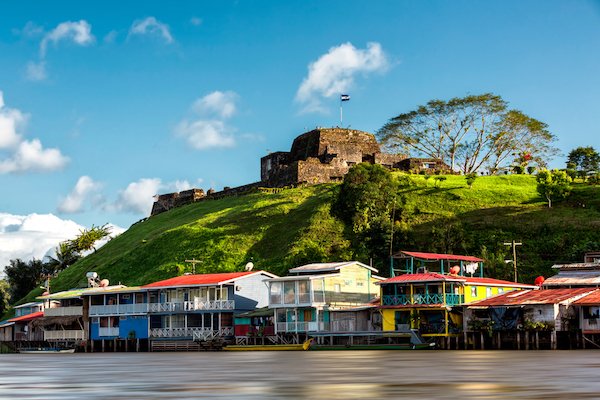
1, 350, 599, 399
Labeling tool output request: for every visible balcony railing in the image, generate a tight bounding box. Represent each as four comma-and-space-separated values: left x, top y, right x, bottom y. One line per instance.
44, 306, 83, 317
382, 294, 464, 306
44, 330, 85, 341
276, 321, 320, 333
149, 327, 234, 339
90, 304, 149, 316
148, 300, 235, 313
98, 327, 120, 337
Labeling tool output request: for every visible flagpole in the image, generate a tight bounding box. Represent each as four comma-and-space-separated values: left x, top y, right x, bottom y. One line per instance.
340, 99, 343, 126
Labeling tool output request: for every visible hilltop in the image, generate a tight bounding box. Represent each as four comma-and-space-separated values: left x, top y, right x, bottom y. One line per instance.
22, 175, 600, 301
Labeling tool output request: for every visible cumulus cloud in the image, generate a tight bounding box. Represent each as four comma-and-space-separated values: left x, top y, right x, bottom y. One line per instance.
0, 213, 124, 270
175, 91, 239, 150
129, 17, 174, 44
58, 176, 104, 214
295, 42, 389, 113
0, 92, 68, 174
40, 20, 95, 58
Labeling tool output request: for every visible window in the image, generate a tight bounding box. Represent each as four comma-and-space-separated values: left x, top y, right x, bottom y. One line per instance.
498, 288, 504, 294
298, 280, 310, 303
284, 281, 296, 304
313, 279, 324, 303
471, 287, 478, 297
486, 287, 493, 297
334, 284, 341, 293
270, 282, 282, 304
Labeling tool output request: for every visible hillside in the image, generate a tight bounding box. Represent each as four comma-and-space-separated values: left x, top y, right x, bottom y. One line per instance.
23, 175, 600, 300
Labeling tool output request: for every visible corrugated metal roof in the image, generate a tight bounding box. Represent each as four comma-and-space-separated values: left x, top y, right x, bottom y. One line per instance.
13, 302, 43, 309
289, 261, 378, 274
543, 271, 600, 286
396, 251, 484, 263
573, 291, 600, 305
37, 285, 126, 300
142, 271, 276, 288
379, 273, 536, 288
551, 263, 600, 270
469, 288, 597, 307
8, 311, 44, 323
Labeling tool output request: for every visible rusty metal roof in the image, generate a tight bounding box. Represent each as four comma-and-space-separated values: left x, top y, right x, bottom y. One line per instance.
469, 288, 597, 307
573, 291, 600, 305
543, 271, 600, 287
551, 263, 600, 270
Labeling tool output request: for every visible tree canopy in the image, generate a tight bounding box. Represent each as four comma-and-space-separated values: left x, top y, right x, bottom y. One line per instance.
567, 146, 600, 179
377, 93, 558, 174
536, 169, 572, 208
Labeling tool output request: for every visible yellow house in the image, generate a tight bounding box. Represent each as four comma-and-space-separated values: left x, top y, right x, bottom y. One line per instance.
267, 261, 382, 337
380, 251, 537, 338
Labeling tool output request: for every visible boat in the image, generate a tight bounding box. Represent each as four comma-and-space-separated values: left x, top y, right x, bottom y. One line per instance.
223, 339, 313, 351
309, 342, 435, 350
19, 347, 76, 354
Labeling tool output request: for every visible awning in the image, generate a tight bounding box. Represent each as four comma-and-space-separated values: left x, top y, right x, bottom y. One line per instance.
8, 311, 44, 323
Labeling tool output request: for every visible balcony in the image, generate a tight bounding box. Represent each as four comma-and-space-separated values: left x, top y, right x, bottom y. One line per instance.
44, 306, 83, 317
147, 300, 235, 312
90, 304, 149, 316
149, 326, 233, 339
382, 294, 464, 306
276, 321, 322, 333
98, 327, 119, 337
44, 330, 85, 341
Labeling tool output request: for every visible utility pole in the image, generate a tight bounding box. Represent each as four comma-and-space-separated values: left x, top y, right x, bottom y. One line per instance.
504, 240, 522, 282
184, 259, 202, 274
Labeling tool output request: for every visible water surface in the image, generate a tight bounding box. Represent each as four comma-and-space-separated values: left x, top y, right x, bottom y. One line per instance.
1, 350, 598, 399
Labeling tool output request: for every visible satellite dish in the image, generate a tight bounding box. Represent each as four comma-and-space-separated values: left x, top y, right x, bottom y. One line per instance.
245, 262, 254, 271
99, 279, 109, 287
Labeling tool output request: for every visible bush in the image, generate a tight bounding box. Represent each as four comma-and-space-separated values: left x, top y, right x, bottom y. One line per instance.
465, 173, 478, 189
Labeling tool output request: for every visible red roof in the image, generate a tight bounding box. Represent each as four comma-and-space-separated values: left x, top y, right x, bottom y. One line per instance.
462, 276, 535, 287
8, 311, 44, 323
399, 251, 483, 263
379, 273, 537, 288
573, 290, 600, 305
470, 288, 596, 307
142, 271, 258, 288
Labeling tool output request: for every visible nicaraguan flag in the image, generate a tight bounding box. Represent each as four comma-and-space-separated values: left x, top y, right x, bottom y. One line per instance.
340, 94, 350, 101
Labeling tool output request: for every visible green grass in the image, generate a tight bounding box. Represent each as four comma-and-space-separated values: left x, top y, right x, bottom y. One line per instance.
16, 174, 600, 304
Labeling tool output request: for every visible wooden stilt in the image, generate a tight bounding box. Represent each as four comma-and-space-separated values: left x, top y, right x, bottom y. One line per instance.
551, 331, 557, 350
480, 332, 485, 350
535, 331, 539, 350
136, 338, 140, 352
102, 339, 105, 352
517, 331, 521, 350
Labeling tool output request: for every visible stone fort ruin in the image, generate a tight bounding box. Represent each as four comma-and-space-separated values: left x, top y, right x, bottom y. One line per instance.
150, 127, 447, 216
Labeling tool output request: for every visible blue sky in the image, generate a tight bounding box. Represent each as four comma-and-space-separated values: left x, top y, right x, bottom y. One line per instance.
0, 1, 599, 265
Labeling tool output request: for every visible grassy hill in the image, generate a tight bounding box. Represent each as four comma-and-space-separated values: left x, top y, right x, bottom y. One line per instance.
22, 174, 600, 301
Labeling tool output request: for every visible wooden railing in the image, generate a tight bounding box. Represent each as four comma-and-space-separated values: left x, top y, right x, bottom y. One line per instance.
150, 327, 234, 339
276, 321, 319, 332
89, 304, 149, 316
44, 306, 83, 317
98, 327, 120, 337
382, 294, 464, 306
148, 300, 235, 312
44, 330, 85, 341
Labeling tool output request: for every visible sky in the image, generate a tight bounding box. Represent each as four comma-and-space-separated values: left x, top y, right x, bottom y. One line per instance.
0, 0, 599, 267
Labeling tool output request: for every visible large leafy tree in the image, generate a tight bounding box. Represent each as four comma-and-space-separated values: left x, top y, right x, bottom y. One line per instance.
333, 163, 398, 263
4, 259, 44, 302
567, 146, 600, 180
0, 280, 10, 315
68, 224, 112, 253
45, 241, 81, 275
536, 169, 572, 208
377, 93, 558, 174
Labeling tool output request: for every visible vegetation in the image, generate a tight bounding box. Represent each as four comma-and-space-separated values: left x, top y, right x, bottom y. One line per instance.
536, 169, 572, 208
377, 93, 558, 174
567, 146, 599, 180
12, 174, 600, 306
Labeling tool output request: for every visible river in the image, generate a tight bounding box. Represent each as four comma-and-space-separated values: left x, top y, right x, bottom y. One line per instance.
1, 350, 599, 399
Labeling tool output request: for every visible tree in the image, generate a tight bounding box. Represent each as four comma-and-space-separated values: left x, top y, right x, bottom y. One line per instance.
567, 146, 600, 180
68, 224, 112, 253
377, 93, 558, 174
333, 163, 398, 261
4, 258, 44, 302
45, 241, 81, 274
465, 172, 478, 189
0, 280, 10, 315
536, 169, 572, 208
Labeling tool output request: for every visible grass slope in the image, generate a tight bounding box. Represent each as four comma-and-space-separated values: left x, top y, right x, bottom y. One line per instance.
22, 175, 600, 302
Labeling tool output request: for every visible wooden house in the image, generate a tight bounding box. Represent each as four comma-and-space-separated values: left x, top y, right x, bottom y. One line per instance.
379, 251, 536, 344
266, 261, 382, 341
140, 271, 277, 350
573, 290, 600, 347
465, 288, 596, 349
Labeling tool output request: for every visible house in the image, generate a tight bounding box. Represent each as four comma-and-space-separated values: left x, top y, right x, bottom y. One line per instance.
140, 270, 277, 350
465, 288, 596, 349
543, 254, 600, 288
379, 251, 537, 346
84, 286, 148, 352
266, 261, 382, 342
572, 290, 600, 345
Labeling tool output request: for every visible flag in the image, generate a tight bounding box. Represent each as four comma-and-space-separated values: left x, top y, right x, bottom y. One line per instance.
340, 94, 350, 101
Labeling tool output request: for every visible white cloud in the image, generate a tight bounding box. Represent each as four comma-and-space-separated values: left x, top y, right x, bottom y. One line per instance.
25, 61, 47, 81
103, 30, 118, 44
295, 42, 389, 113
0, 213, 82, 270
40, 20, 95, 58
13, 21, 44, 38
193, 90, 238, 119
129, 17, 174, 44
0, 213, 125, 271
0, 92, 69, 174
175, 91, 239, 150
190, 17, 203, 26
113, 178, 162, 214
58, 176, 103, 214
0, 139, 69, 174
0, 91, 26, 148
